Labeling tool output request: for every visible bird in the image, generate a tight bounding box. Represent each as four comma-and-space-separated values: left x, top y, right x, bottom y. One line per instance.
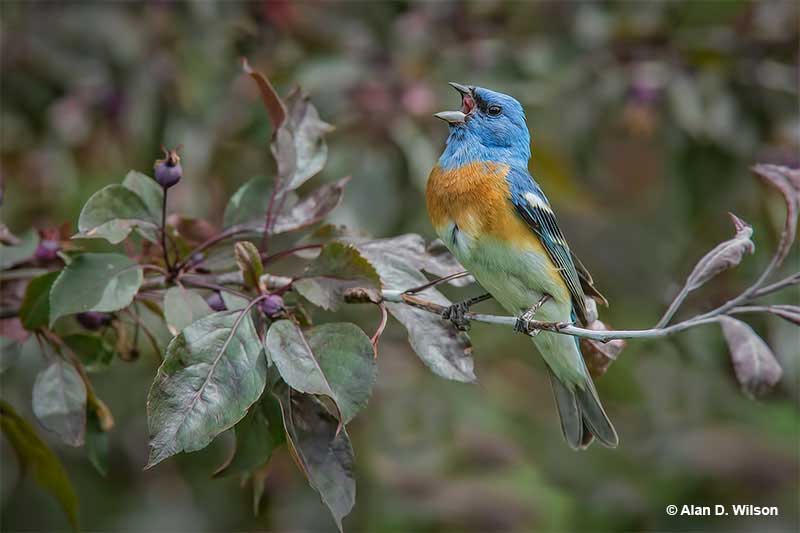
426, 82, 618, 449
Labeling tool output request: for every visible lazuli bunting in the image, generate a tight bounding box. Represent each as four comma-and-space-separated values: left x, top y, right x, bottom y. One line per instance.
427, 82, 618, 449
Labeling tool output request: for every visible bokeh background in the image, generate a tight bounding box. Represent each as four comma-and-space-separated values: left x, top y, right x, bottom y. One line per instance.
1, 1, 798, 532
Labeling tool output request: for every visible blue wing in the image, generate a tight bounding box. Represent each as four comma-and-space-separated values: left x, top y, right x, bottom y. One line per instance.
506, 166, 593, 324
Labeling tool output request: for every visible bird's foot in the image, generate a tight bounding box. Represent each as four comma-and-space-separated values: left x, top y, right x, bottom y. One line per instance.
441, 301, 472, 331
514, 310, 541, 336
513, 294, 551, 336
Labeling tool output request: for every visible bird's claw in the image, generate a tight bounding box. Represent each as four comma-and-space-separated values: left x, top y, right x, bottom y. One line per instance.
441, 302, 471, 331
514, 316, 541, 336
514, 308, 542, 336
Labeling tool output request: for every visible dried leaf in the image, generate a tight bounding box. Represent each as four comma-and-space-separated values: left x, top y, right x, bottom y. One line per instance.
242, 58, 286, 132
235, 241, 264, 290
685, 213, 754, 291
752, 164, 799, 267
719, 316, 783, 397
579, 319, 625, 379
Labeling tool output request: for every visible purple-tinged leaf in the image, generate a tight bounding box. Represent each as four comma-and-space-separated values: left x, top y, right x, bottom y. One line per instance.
719, 316, 783, 397
234, 241, 264, 290
294, 242, 381, 311
752, 164, 799, 267
685, 213, 754, 291
275, 386, 355, 532
282, 87, 335, 191
146, 310, 266, 468
269, 176, 350, 235
213, 393, 285, 478
265, 321, 376, 425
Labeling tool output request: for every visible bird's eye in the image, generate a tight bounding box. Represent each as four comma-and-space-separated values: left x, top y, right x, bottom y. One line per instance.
487, 105, 502, 116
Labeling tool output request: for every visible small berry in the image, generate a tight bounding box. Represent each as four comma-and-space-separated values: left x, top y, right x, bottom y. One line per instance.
154, 145, 182, 189
207, 292, 227, 312
76, 312, 112, 330
258, 294, 284, 317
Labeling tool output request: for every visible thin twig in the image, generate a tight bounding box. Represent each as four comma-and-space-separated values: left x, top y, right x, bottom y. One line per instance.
160, 188, 172, 271
403, 270, 470, 295
374, 289, 724, 342
174, 224, 251, 273
370, 302, 389, 357
262, 243, 324, 265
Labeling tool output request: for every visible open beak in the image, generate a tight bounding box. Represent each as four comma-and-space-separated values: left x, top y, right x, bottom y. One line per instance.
434, 82, 475, 125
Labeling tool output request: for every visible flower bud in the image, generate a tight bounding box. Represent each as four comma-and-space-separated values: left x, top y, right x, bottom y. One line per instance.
76, 311, 112, 330
154, 145, 182, 189
258, 294, 284, 317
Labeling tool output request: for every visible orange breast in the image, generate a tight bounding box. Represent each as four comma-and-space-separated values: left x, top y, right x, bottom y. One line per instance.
426, 162, 542, 249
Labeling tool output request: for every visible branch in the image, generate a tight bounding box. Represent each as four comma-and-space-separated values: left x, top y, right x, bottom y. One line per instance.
369, 290, 723, 342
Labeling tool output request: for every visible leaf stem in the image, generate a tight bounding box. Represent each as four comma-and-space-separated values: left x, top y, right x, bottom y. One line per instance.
161, 187, 172, 272
261, 243, 324, 265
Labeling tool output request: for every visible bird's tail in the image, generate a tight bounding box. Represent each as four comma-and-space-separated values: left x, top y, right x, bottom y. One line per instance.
546, 360, 618, 450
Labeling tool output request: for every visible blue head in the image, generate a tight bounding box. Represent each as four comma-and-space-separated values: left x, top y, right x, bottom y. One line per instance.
436, 83, 531, 170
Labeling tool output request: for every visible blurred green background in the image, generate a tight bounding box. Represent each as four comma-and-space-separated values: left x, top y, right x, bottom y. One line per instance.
1, 1, 798, 531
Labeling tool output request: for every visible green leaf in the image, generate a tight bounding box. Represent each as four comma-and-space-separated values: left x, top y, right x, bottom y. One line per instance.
294, 242, 380, 310
223, 177, 271, 228
146, 310, 267, 468
276, 386, 354, 532
235, 241, 264, 290
163, 286, 213, 336
75, 185, 159, 244
32, 354, 87, 447
265, 321, 376, 425
85, 412, 109, 477
221, 291, 250, 311
121, 170, 164, 221
0, 229, 39, 270
213, 393, 285, 478
49, 253, 143, 327
0, 400, 79, 531
353, 235, 476, 383
63, 335, 114, 372
20, 271, 60, 330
